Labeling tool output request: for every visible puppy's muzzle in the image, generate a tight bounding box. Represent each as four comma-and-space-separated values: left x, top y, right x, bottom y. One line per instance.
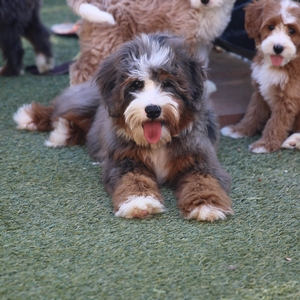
145, 105, 161, 120
201, 0, 210, 4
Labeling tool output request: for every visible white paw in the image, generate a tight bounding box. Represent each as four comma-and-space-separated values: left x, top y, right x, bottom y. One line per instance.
220, 126, 244, 138
35, 54, 54, 74
249, 145, 268, 153
205, 80, 217, 97
78, 3, 115, 24
282, 133, 300, 149
115, 195, 165, 218
13, 104, 37, 130
44, 118, 69, 147
187, 205, 230, 222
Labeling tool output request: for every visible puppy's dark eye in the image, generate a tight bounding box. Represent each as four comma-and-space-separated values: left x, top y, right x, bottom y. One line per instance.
162, 80, 174, 88
268, 25, 275, 31
289, 27, 296, 35
130, 80, 144, 91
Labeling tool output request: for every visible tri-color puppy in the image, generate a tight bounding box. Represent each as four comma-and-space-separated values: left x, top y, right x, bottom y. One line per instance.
14, 33, 233, 221
221, 0, 300, 153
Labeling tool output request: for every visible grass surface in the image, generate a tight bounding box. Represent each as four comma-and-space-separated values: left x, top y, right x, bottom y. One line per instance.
1, 1, 300, 299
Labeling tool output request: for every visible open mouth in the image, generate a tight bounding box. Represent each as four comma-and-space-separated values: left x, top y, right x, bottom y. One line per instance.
270, 55, 283, 67
143, 121, 162, 144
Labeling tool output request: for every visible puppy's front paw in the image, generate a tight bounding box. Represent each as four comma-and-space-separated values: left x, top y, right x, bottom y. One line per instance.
115, 196, 165, 219
220, 126, 245, 139
249, 139, 280, 153
186, 205, 232, 222
282, 133, 300, 150
249, 144, 268, 154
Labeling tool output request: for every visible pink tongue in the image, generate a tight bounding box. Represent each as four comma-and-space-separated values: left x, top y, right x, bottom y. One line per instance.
271, 55, 283, 67
143, 121, 162, 144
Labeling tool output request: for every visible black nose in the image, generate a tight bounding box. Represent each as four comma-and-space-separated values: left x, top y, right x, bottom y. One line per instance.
273, 44, 284, 54
145, 105, 161, 119
201, 0, 210, 4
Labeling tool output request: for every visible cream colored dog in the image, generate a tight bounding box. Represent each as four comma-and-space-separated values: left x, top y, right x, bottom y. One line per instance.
67, 0, 235, 85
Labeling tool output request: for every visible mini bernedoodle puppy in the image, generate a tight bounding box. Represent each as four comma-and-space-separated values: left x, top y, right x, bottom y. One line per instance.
0, 0, 53, 76
14, 33, 233, 221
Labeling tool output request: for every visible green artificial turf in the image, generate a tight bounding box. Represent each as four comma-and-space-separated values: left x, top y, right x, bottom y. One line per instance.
1, 1, 299, 299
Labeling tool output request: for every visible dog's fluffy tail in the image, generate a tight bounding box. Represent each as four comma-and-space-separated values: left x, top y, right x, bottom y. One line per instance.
13, 103, 54, 132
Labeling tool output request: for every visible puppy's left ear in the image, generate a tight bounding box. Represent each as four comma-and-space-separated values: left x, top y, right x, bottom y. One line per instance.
245, 0, 265, 42
93, 51, 123, 118
187, 58, 207, 111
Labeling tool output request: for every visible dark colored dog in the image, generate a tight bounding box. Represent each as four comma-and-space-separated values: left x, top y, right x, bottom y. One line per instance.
14, 33, 233, 221
0, 0, 53, 76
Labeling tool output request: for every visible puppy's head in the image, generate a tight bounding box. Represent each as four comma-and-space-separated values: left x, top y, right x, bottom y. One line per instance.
245, 0, 300, 67
94, 33, 206, 147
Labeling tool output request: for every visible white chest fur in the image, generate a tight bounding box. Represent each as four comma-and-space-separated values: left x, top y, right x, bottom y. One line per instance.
147, 146, 169, 185
252, 62, 289, 102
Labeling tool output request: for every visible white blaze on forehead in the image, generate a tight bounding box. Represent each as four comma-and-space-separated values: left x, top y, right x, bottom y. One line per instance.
280, 0, 298, 24
130, 35, 171, 78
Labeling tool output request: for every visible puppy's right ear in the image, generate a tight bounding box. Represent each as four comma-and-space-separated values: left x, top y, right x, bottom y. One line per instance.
245, 0, 265, 42
93, 51, 123, 118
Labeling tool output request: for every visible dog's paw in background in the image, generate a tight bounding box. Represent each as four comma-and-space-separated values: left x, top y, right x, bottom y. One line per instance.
205, 80, 217, 97
115, 196, 165, 219
220, 126, 246, 139
0, 65, 24, 76
282, 133, 300, 150
35, 53, 55, 74
249, 145, 268, 154
249, 138, 283, 154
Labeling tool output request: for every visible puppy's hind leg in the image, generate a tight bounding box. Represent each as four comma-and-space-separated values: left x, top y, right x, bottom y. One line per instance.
0, 28, 24, 76
46, 81, 101, 147
14, 81, 100, 147
221, 88, 270, 138
23, 7, 54, 74
283, 115, 300, 149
